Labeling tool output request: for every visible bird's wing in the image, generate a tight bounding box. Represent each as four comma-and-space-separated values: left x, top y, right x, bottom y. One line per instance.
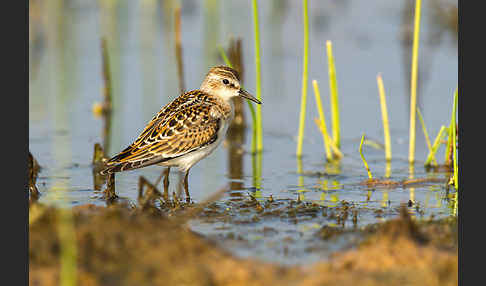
100, 98, 222, 174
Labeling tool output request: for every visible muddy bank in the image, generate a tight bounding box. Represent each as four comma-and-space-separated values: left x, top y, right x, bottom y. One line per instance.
29, 203, 457, 286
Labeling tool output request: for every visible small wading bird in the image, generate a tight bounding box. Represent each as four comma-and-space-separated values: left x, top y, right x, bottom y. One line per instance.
100, 66, 261, 201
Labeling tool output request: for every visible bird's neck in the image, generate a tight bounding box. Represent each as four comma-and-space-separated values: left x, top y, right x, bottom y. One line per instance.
207, 93, 234, 120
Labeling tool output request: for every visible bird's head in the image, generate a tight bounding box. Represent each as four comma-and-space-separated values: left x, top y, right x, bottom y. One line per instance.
200, 66, 261, 104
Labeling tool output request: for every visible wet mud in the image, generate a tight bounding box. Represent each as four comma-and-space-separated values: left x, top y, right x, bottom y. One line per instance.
29, 201, 457, 286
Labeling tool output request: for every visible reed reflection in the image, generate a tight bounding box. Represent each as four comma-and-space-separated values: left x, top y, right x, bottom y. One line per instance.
92, 38, 114, 197
381, 161, 391, 207
319, 178, 340, 208
225, 38, 247, 195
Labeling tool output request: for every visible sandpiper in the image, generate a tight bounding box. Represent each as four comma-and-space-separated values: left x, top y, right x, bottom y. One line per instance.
100, 66, 261, 201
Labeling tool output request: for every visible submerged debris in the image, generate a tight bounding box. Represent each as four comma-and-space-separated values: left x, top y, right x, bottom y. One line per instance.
359, 177, 447, 188
138, 176, 163, 214
29, 151, 41, 203
359, 178, 400, 187
103, 173, 117, 203
92, 143, 106, 166
317, 225, 345, 240
425, 164, 453, 173
92, 143, 109, 191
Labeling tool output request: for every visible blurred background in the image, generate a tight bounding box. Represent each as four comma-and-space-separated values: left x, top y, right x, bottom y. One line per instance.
29, 0, 457, 263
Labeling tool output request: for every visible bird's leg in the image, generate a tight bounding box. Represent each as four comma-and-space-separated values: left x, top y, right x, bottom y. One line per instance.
176, 172, 183, 199
154, 169, 165, 186
163, 167, 170, 201
184, 169, 190, 203
154, 167, 170, 201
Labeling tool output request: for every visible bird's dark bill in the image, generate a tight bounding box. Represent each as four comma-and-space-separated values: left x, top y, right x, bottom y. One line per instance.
239, 88, 261, 104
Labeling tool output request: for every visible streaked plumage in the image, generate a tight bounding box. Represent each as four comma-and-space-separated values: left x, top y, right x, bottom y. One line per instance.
100, 90, 230, 173
100, 66, 261, 200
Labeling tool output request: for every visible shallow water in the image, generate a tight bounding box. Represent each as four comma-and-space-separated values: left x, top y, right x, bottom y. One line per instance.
29, 0, 457, 264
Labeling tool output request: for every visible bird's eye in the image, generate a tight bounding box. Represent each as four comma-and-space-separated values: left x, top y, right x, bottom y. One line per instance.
222, 79, 229, 85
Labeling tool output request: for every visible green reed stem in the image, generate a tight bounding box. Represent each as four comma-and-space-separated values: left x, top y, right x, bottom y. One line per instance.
445, 125, 453, 166
452, 88, 458, 189
253, 151, 262, 190
453, 192, 457, 216
48, 179, 78, 286
312, 80, 333, 161
408, 0, 422, 164
174, 5, 185, 94
326, 41, 341, 149
101, 37, 112, 112
377, 74, 391, 161
219, 46, 231, 67
252, 0, 263, 152
417, 107, 436, 165
360, 134, 373, 180
424, 125, 446, 167
219, 46, 257, 152
296, 0, 309, 157
314, 119, 343, 159
297, 156, 304, 194
314, 118, 343, 159
101, 37, 113, 153
445, 128, 452, 165
385, 161, 391, 178
58, 209, 77, 286
445, 92, 456, 166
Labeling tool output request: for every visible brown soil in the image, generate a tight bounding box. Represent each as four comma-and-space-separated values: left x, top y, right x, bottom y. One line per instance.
29, 203, 457, 286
